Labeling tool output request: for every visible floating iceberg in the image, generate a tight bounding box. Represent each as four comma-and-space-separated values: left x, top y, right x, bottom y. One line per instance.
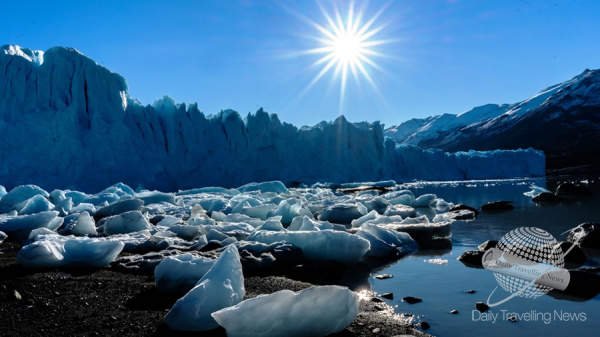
318, 203, 367, 224
164, 244, 245, 331
380, 220, 452, 246
357, 223, 419, 257
212, 285, 358, 337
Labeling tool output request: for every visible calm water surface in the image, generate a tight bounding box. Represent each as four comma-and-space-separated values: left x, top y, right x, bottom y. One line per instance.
368, 177, 600, 337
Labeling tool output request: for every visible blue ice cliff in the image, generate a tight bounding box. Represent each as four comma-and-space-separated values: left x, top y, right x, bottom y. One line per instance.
0, 45, 545, 192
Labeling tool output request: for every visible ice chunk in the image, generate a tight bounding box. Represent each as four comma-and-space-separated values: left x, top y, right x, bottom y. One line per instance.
15, 195, 54, 215
17, 235, 124, 268
28, 227, 57, 240
434, 198, 453, 213
53, 198, 73, 216
0, 185, 49, 213
383, 190, 415, 206
357, 223, 419, 257
237, 181, 288, 194
524, 184, 551, 197
156, 215, 182, 227
319, 203, 367, 224
102, 182, 135, 196
254, 219, 284, 231
425, 258, 448, 265
188, 214, 216, 227
212, 285, 358, 337
71, 211, 98, 236
203, 222, 255, 240
0, 211, 61, 240
65, 191, 90, 205
241, 204, 276, 220
358, 196, 390, 214
82, 193, 120, 206
155, 253, 216, 294
168, 224, 202, 241
95, 199, 144, 218
351, 210, 379, 228
288, 215, 334, 231
103, 210, 152, 235
71, 204, 95, 216
380, 221, 452, 246
164, 244, 245, 331
247, 230, 370, 263
267, 198, 310, 226
413, 194, 437, 207
0, 230, 7, 244
0, 186, 6, 199
136, 191, 176, 205
383, 204, 415, 218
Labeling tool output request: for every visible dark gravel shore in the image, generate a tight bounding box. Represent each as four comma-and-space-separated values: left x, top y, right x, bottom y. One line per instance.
0, 241, 428, 336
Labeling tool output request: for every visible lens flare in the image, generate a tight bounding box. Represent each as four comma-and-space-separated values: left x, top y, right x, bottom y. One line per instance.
301, 1, 390, 110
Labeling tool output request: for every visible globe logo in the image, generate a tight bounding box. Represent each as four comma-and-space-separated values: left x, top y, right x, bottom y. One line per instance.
493, 227, 565, 299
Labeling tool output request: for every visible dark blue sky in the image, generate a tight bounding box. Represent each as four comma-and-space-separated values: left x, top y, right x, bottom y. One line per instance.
2, 0, 599, 127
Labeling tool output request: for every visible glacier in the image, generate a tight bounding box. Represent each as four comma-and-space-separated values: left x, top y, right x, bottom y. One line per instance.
0, 45, 544, 192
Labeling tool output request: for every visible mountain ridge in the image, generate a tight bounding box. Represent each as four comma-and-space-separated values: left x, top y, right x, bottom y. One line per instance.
385, 68, 600, 174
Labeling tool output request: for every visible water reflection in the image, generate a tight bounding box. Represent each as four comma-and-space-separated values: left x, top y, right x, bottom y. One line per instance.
371, 177, 600, 337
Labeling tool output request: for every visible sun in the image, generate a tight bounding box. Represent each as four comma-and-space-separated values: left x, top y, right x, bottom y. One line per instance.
303, 2, 388, 108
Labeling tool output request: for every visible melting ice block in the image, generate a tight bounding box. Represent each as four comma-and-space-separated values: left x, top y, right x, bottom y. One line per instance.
212, 285, 358, 337
16, 195, 54, 215
247, 229, 370, 263
413, 194, 438, 207
103, 210, 151, 235
318, 203, 367, 224
17, 235, 124, 268
357, 223, 419, 257
95, 199, 144, 218
155, 253, 216, 294
70, 211, 97, 236
380, 220, 452, 246
0, 211, 62, 240
0, 184, 49, 213
164, 244, 245, 331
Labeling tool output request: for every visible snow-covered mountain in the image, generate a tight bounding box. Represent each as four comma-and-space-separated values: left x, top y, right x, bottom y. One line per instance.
0, 45, 545, 191
385, 69, 600, 173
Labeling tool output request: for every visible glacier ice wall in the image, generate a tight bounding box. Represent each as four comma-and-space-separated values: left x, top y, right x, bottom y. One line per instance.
0, 45, 545, 192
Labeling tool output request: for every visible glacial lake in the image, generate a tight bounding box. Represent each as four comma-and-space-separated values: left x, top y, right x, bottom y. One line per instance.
367, 177, 600, 337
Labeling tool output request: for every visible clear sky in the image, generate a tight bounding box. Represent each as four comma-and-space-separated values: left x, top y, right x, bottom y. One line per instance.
2, 0, 599, 127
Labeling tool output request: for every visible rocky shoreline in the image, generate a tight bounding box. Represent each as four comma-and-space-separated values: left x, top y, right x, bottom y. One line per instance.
0, 240, 429, 336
